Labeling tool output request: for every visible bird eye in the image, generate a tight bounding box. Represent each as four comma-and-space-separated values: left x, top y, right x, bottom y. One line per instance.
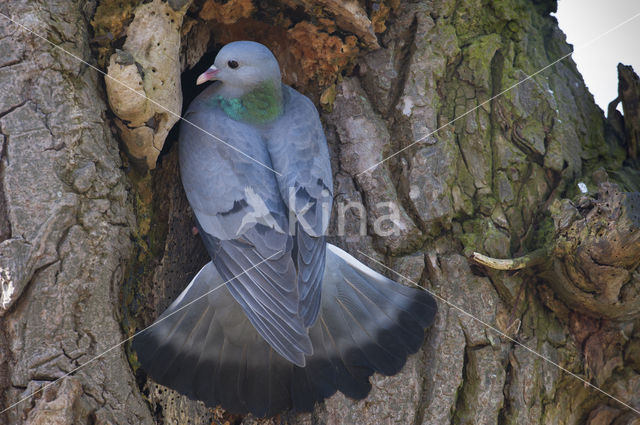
228, 60, 239, 69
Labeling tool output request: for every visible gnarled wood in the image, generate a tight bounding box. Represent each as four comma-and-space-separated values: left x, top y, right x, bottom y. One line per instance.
2, 0, 640, 424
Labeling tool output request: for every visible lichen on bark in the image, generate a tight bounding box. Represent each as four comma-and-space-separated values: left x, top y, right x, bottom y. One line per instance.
2, 0, 640, 424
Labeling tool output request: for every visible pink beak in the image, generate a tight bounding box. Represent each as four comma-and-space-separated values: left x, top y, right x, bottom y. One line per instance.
196, 66, 219, 85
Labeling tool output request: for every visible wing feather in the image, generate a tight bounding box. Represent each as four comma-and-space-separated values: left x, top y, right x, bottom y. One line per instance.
268, 87, 333, 327
179, 85, 311, 365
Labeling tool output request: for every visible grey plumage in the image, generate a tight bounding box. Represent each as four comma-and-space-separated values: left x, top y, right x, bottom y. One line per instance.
133, 245, 436, 416
133, 41, 437, 416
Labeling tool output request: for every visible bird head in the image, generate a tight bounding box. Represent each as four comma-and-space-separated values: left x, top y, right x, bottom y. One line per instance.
196, 41, 282, 98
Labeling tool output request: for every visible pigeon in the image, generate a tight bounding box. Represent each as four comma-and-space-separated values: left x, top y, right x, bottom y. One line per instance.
133, 41, 437, 417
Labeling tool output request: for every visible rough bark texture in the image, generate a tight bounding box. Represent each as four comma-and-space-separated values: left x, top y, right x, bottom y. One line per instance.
542, 184, 640, 321
0, 1, 152, 424
2, 0, 640, 425
104, 0, 188, 169
618, 64, 640, 161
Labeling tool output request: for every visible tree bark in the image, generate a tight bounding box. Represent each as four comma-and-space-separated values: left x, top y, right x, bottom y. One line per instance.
1, 0, 639, 424
0, 1, 152, 424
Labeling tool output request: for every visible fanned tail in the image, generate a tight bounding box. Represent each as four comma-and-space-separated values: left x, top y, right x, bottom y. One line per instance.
133, 244, 437, 417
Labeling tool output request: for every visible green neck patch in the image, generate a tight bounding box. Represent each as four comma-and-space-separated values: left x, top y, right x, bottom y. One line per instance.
212, 81, 283, 125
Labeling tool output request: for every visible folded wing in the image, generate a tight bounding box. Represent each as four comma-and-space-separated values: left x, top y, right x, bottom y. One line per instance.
267, 86, 334, 327
179, 85, 311, 365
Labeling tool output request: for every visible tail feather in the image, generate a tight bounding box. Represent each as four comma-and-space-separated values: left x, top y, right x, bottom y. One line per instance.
291, 364, 318, 411
344, 273, 425, 355
336, 293, 406, 375
157, 305, 212, 390
192, 312, 223, 403
313, 313, 373, 399
244, 345, 273, 416
133, 244, 437, 417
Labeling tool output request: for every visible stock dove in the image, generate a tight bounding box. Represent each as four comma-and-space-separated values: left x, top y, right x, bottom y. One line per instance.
133, 41, 437, 417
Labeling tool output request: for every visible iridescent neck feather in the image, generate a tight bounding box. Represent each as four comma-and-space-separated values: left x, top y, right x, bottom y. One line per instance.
212, 80, 283, 125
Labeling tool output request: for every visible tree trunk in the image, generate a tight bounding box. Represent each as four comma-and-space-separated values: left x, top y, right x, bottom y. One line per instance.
0, 1, 152, 424
1, 0, 639, 424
